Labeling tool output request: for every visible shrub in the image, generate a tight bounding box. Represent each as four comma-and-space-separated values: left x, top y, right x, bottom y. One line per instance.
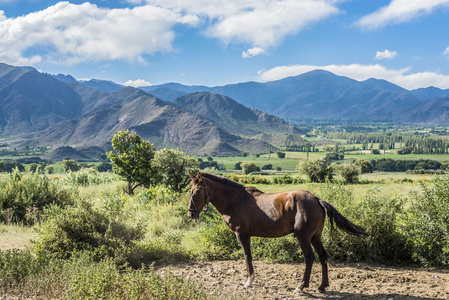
297, 159, 333, 183
335, 164, 359, 184
0, 249, 208, 299
406, 175, 449, 267
33, 194, 146, 265
320, 184, 410, 264
0, 169, 77, 225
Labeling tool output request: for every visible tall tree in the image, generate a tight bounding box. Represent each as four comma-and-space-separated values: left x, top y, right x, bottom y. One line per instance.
107, 130, 156, 195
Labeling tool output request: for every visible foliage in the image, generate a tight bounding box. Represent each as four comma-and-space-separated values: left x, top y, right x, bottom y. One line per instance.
33, 194, 146, 265
0, 249, 208, 299
95, 162, 112, 172
240, 161, 259, 174
271, 174, 304, 185
0, 169, 77, 225
319, 184, 410, 264
353, 159, 373, 174
335, 164, 359, 184
62, 160, 79, 172
297, 159, 333, 183
276, 151, 285, 158
153, 148, 198, 192
0, 161, 24, 173
63, 168, 118, 187
406, 175, 449, 267
372, 158, 443, 172
107, 130, 156, 195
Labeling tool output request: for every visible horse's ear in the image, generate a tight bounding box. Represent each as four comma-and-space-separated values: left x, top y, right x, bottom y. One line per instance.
189, 173, 195, 180
197, 172, 203, 182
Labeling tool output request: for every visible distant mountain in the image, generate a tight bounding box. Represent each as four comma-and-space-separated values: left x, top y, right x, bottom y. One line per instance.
0, 63, 84, 135
3, 62, 449, 157
146, 70, 420, 120
395, 97, 449, 124
31, 90, 276, 155
78, 79, 124, 93
172, 92, 301, 136
410, 87, 449, 101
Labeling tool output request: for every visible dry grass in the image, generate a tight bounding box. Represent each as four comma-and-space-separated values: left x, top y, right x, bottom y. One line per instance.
0, 224, 36, 250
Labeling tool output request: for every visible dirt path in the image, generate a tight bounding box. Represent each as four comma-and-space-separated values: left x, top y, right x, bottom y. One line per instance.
158, 260, 449, 299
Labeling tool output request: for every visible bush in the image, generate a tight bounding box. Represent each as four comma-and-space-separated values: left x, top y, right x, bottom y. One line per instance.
0, 169, 77, 224
0, 249, 208, 299
297, 159, 333, 183
335, 164, 359, 184
64, 168, 118, 187
406, 175, 449, 267
320, 184, 410, 264
33, 195, 146, 265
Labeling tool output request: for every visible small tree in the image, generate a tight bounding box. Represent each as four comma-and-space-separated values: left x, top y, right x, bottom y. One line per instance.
29, 163, 38, 173
107, 130, 156, 195
276, 151, 286, 159
152, 148, 198, 192
297, 159, 333, 183
62, 160, 79, 172
336, 164, 359, 184
45, 165, 54, 174
234, 162, 242, 170
354, 159, 373, 174
241, 162, 258, 174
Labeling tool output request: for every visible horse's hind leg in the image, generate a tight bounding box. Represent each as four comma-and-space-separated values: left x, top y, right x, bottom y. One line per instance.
294, 232, 315, 290
311, 235, 329, 292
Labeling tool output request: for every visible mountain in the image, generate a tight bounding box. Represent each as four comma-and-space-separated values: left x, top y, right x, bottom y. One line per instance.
172, 92, 301, 136
78, 79, 124, 93
410, 87, 449, 101
147, 70, 420, 120
0, 63, 84, 135
31, 90, 275, 155
395, 97, 449, 124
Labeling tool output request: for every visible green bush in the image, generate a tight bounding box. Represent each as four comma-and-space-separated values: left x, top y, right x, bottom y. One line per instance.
407, 175, 449, 267
0, 249, 208, 299
0, 169, 77, 224
64, 168, 118, 187
320, 184, 410, 264
33, 195, 146, 265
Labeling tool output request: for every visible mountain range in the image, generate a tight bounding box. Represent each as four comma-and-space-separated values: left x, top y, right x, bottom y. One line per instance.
1, 62, 448, 157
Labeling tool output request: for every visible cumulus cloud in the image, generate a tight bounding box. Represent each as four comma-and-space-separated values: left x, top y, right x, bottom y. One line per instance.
146, 0, 340, 48
258, 63, 449, 89
356, 0, 449, 30
0, 2, 198, 65
375, 49, 398, 60
124, 79, 151, 87
242, 47, 265, 58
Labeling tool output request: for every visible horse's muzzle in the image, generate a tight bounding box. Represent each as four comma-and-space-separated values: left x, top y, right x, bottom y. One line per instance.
188, 210, 199, 220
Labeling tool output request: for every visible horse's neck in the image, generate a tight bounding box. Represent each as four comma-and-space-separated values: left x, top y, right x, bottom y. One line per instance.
206, 178, 242, 214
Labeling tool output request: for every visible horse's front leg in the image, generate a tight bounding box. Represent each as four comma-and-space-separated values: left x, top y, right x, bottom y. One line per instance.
235, 232, 255, 287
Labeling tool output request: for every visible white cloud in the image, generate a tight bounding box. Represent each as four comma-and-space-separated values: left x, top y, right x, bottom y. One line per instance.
0, 2, 199, 66
258, 63, 449, 89
124, 79, 151, 87
242, 47, 265, 58
356, 0, 449, 30
444, 46, 449, 56
375, 49, 398, 60
146, 0, 340, 48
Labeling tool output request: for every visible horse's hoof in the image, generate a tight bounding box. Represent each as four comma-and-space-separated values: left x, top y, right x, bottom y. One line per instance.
243, 277, 253, 288
299, 282, 309, 290
317, 287, 326, 293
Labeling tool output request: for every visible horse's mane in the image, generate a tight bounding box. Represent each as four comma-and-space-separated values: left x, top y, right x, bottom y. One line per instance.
201, 172, 265, 195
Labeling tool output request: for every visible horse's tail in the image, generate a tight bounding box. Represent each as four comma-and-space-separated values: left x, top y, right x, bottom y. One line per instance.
319, 199, 368, 236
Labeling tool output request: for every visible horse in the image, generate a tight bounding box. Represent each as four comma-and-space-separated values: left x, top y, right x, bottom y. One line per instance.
187, 172, 367, 292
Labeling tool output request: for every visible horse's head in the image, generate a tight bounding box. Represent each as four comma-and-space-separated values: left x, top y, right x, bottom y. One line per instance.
187, 172, 209, 220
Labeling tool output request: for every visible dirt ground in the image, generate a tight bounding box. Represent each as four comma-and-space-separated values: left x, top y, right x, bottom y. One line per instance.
158, 260, 449, 299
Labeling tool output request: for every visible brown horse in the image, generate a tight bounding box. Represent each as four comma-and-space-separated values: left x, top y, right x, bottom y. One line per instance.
188, 172, 367, 292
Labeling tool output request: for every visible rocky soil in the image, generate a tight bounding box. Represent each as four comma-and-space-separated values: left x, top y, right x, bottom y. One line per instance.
159, 260, 449, 299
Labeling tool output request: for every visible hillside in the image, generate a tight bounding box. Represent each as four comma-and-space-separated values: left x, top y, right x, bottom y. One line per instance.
395, 97, 449, 124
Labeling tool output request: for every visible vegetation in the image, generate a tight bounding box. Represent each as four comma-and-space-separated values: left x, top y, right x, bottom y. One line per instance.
107, 130, 157, 195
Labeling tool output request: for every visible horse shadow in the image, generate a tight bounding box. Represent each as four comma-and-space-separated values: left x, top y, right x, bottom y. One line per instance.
302, 290, 441, 299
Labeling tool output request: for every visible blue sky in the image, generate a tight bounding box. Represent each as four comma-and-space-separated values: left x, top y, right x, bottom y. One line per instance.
1, 0, 449, 89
